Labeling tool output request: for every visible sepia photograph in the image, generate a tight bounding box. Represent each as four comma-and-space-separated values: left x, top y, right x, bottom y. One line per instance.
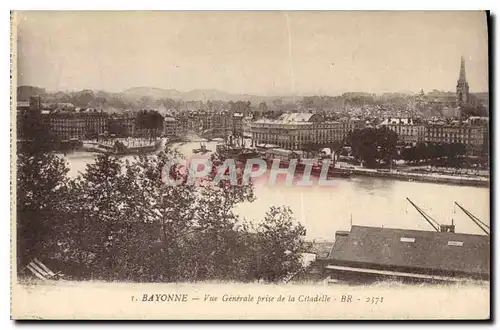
10, 10, 490, 320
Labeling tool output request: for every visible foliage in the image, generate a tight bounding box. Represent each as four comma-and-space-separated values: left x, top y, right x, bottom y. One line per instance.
58, 154, 132, 280
16, 150, 69, 267
182, 160, 256, 281
107, 118, 130, 137
17, 109, 63, 152
122, 149, 199, 281
258, 102, 268, 112
136, 110, 164, 131
400, 142, 467, 167
17, 145, 309, 283
347, 127, 398, 168
136, 110, 164, 140
229, 101, 251, 116
253, 206, 308, 282
460, 104, 488, 118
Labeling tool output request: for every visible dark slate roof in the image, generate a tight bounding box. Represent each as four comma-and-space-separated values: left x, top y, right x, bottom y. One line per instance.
327, 226, 490, 276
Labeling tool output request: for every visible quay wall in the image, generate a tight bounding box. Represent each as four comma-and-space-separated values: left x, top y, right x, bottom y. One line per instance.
348, 168, 489, 188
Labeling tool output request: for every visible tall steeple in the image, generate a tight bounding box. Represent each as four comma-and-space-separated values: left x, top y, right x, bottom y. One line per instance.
458, 56, 467, 82
456, 56, 470, 105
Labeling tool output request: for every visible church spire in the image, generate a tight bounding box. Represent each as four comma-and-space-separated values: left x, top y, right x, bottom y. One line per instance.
456, 56, 469, 106
458, 56, 467, 83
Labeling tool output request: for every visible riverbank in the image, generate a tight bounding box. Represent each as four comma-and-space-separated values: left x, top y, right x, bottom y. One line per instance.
80, 137, 167, 155
341, 166, 489, 188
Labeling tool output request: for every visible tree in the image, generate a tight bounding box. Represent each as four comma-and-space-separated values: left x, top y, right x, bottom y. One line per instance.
17, 109, 60, 152
65, 154, 129, 280
415, 142, 428, 163
182, 159, 257, 281
136, 110, 164, 141
253, 206, 308, 282
230, 100, 252, 116
349, 129, 374, 167
444, 143, 466, 168
72, 89, 96, 107
122, 150, 199, 281
348, 127, 398, 168
258, 102, 268, 112
460, 104, 488, 118
376, 126, 398, 166
108, 119, 129, 138
17, 150, 69, 268
401, 146, 416, 164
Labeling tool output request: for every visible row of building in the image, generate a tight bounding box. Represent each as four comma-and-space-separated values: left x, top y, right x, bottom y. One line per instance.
163, 110, 247, 139
250, 113, 489, 155
381, 117, 488, 150
17, 94, 489, 156
17, 96, 249, 142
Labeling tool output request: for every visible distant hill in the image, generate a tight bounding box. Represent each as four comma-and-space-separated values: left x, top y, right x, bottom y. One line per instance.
16, 85, 297, 111
122, 87, 182, 100
23, 85, 462, 112
123, 87, 278, 103
182, 89, 236, 102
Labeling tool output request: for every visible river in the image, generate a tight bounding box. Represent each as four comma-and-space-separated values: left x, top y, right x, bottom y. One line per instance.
61, 140, 490, 241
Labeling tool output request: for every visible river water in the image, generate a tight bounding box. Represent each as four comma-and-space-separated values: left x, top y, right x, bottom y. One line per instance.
62, 141, 490, 241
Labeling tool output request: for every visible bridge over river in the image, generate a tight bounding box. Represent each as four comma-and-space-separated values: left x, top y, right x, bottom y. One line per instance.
172, 128, 251, 143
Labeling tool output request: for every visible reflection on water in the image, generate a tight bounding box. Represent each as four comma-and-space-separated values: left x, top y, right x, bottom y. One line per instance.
60, 141, 490, 240
351, 176, 396, 196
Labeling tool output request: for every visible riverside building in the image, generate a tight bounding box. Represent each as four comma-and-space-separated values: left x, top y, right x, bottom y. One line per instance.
250, 113, 345, 150
380, 118, 425, 146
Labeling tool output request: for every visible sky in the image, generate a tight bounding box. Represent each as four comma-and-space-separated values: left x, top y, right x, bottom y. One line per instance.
14, 11, 489, 96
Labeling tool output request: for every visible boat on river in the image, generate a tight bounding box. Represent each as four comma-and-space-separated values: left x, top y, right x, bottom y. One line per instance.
236, 148, 259, 161
215, 143, 258, 160
309, 162, 352, 179
261, 148, 351, 178
193, 142, 211, 154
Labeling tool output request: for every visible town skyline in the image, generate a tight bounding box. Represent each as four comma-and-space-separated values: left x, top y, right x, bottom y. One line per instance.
16, 84, 489, 97
15, 11, 489, 96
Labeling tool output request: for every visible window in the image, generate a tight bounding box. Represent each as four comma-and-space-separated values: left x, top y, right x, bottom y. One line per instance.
400, 237, 415, 243
448, 241, 463, 247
